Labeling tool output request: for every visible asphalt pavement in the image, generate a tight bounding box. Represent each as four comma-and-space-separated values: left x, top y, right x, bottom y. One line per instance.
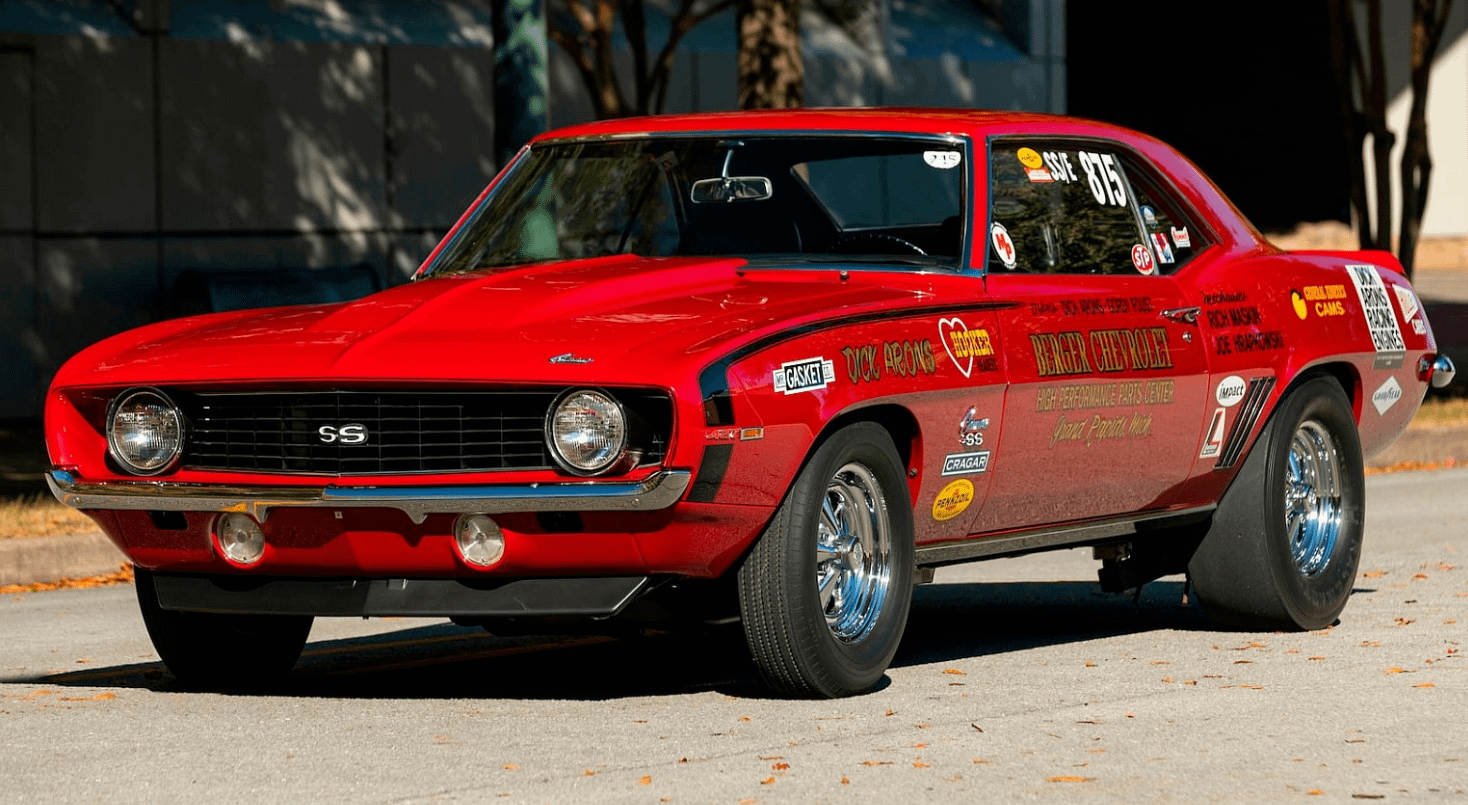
1, 469, 1464, 803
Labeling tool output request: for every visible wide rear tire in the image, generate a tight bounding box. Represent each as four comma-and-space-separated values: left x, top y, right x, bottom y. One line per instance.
136, 568, 314, 688
737, 422, 915, 698
1189, 376, 1365, 630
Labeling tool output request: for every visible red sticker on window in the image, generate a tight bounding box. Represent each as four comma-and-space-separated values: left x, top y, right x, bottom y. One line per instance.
1131, 244, 1155, 275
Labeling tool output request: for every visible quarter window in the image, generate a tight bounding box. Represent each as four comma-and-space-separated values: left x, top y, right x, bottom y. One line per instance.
988, 142, 1148, 276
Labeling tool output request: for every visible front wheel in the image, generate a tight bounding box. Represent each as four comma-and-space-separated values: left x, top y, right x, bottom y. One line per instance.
135, 568, 314, 688
737, 422, 915, 698
1188, 376, 1365, 630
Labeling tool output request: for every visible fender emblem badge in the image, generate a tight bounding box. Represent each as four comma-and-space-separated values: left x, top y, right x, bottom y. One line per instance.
549, 353, 594, 364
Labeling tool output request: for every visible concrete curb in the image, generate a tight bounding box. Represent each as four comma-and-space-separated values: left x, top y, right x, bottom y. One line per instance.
0, 533, 127, 587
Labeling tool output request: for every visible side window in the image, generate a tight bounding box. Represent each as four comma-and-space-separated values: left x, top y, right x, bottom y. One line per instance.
988, 142, 1149, 276
1120, 160, 1210, 273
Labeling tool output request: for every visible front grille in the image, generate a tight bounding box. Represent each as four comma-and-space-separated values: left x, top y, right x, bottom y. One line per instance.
179, 390, 564, 475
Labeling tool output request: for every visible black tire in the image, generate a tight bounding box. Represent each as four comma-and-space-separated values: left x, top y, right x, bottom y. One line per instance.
1188, 376, 1365, 630
135, 568, 314, 688
737, 422, 915, 698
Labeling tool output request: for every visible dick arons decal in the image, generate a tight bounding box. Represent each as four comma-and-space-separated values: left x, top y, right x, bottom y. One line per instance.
772, 356, 836, 395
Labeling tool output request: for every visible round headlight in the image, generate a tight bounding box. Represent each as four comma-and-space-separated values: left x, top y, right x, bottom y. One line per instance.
546, 389, 627, 475
107, 388, 184, 475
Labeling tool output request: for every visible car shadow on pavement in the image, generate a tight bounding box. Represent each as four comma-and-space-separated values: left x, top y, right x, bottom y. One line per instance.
25, 579, 1223, 700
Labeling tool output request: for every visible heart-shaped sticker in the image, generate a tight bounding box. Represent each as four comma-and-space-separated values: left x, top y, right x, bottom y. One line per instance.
938, 316, 974, 378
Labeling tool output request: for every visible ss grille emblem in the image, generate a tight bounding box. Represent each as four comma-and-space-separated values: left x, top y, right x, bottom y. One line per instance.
318, 424, 368, 445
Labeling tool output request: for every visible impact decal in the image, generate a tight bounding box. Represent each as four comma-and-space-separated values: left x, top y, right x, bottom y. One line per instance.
924, 150, 961, 169
941, 451, 991, 477
1372, 376, 1403, 415
840, 340, 936, 384
1150, 232, 1174, 264
1215, 375, 1247, 407
1031, 327, 1173, 378
772, 356, 835, 395
1171, 226, 1191, 249
1131, 244, 1155, 275
1034, 379, 1174, 412
990, 222, 1018, 269
958, 406, 989, 447
939, 317, 998, 378
1078, 151, 1127, 207
1199, 408, 1227, 459
1345, 264, 1407, 369
931, 479, 975, 521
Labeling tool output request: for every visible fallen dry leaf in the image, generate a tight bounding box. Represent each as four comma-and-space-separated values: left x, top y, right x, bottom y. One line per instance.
759, 777, 775, 785
1385, 667, 1412, 675
913, 761, 930, 768
583, 769, 596, 776
0, 564, 134, 595
1414, 682, 1436, 688
771, 763, 789, 771
1047, 775, 1093, 783
1361, 570, 1386, 579
637, 775, 652, 786
972, 759, 992, 764
758, 755, 783, 761
501, 763, 517, 770
1307, 789, 1325, 796
1084, 661, 1096, 667
943, 668, 966, 675
841, 777, 850, 785
860, 761, 893, 767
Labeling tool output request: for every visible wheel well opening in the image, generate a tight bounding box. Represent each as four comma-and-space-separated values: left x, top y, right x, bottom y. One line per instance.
819, 404, 921, 502
1294, 363, 1360, 419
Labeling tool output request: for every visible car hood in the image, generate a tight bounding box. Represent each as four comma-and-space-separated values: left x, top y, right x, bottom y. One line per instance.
67, 255, 948, 389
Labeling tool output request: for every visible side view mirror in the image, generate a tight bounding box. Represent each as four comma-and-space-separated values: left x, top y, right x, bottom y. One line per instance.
691, 176, 773, 204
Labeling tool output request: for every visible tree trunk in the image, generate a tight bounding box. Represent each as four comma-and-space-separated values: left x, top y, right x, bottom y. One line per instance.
1397, 0, 1454, 280
737, 0, 804, 109
1326, 0, 1373, 248
1363, 0, 1395, 253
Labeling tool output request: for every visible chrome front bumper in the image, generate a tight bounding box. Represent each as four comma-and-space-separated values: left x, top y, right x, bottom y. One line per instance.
47, 469, 692, 524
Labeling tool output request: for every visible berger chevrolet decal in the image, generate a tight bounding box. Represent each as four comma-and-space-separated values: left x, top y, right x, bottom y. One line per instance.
1031, 327, 1173, 378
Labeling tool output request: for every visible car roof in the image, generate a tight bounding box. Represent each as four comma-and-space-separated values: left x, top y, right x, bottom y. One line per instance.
534, 107, 1132, 142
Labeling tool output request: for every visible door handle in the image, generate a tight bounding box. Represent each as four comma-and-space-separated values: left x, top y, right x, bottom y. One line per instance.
1160, 306, 1201, 325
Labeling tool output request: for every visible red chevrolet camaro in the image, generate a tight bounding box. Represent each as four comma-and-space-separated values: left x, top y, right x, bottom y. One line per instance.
46, 109, 1454, 697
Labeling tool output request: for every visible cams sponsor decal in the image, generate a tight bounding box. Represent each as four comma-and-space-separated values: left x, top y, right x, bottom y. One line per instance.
1291, 284, 1348, 319
941, 451, 991, 477
1034, 379, 1174, 412
939, 317, 998, 377
772, 357, 835, 395
1050, 411, 1153, 448
1215, 375, 1247, 407
1345, 264, 1407, 369
841, 340, 937, 384
1031, 327, 1173, 378
931, 479, 975, 521
958, 406, 989, 447
1372, 376, 1403, 415
1199, 407, 1227, 459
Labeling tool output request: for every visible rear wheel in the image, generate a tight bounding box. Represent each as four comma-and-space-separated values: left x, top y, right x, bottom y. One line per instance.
737, 422, 914, 698
1189, 376, 1365, 630
135, 568, 313, 688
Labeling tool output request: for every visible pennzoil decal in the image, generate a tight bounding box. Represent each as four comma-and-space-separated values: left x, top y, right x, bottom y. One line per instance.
1345, 264, 1406, 369
941, 451, 990, 477
772, 357, 835, 395
931, 479, 975, 521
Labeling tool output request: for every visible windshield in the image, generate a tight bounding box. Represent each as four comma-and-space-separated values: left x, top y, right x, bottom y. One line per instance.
422, 135, 968, 277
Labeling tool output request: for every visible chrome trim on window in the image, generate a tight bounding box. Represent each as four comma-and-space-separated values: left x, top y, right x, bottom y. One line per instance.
47, 469, 691, 525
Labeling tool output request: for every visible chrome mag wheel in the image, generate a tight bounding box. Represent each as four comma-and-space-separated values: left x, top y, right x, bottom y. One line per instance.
815, 461, 893, 643
1285, 419, 1344, 577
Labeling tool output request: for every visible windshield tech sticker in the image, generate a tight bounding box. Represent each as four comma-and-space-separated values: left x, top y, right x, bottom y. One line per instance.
924, 150, 961, 169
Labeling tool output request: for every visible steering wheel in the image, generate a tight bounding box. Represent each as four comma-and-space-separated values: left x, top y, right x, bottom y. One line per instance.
827, 232, 928, 256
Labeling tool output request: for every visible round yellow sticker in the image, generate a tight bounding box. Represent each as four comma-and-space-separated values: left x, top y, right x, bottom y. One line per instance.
1016, 147, 1044, 169
931, 479, 975, 522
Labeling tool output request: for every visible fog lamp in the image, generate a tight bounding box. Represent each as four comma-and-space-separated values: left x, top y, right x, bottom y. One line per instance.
215, 512, 266, 566
454, 514, 505, 568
